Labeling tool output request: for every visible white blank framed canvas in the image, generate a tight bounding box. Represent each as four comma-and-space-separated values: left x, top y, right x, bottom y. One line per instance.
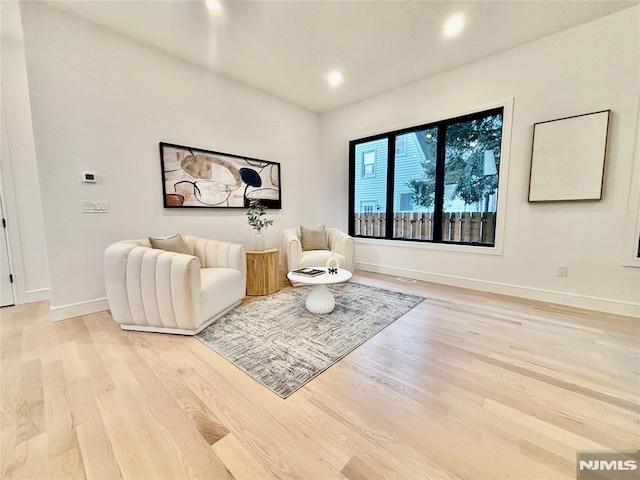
528, 110, 610, 202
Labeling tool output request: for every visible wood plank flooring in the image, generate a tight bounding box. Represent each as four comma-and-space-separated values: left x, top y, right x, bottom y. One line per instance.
1, 271, 638, 479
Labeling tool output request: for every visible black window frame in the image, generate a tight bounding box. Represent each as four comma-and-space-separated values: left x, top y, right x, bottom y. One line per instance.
349, 106, 504, 247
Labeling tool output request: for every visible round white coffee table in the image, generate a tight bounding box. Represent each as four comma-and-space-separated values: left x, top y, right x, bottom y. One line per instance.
287, 267, 352, 314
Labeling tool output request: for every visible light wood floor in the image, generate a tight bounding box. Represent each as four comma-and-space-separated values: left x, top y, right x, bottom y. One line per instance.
1, 271, 638, 479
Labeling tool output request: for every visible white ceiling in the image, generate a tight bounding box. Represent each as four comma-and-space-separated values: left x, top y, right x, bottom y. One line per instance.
48, 0, 639, 113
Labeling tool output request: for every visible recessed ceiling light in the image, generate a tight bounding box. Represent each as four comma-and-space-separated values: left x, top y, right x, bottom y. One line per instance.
443, 14, 464, 38
206, 0, 222, 13
327, 70, 343, 87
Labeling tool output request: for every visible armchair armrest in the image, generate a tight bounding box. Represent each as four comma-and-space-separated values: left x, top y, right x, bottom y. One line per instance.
187, 236, 246, 270
327, 228, 355, 272
280, 228, 302, 272
187, 236, 247, 298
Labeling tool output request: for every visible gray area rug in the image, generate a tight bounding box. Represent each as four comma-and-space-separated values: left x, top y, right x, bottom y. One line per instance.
196, 282, 424, 398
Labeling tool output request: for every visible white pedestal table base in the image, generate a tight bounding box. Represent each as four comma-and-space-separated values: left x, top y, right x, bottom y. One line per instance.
305, 284, 335, 314
286, 268, 353, 315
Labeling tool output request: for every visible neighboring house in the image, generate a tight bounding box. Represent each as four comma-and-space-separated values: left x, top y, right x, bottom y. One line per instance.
353, 137, 388, 214
354, 132, 476, 214
354, 132, 428, 214
393, 133, 430, 213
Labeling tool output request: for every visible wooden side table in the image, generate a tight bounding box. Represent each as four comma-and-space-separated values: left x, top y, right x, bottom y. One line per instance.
246, 248, 279, 296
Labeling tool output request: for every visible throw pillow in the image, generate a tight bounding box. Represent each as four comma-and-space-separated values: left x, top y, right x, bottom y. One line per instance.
148, 234, 192, 255
300, 225, 328, 251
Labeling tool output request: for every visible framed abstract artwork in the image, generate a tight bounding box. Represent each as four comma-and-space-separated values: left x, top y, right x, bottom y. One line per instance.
159, 142, 282, 209
528, 110, 610, 202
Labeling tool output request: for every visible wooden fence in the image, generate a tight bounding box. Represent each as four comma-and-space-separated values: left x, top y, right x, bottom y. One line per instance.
353, 211, 496, 244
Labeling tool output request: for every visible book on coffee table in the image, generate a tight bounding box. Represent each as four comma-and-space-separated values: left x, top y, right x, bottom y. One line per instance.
291, 268, 325, 277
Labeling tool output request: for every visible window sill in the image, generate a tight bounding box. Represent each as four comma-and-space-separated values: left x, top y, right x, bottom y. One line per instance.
354, 236, 503, 256
622, 257, 640, 268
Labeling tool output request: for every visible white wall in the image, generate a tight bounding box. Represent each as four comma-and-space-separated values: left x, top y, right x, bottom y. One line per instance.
11, 2, 640, 318
319, 7, 640, 316
20, 2, 320, 318
0, 1, 51, 304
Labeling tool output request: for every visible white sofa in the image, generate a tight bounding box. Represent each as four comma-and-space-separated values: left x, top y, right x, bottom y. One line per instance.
104, 235, 246, 335
280, 227, 355, 274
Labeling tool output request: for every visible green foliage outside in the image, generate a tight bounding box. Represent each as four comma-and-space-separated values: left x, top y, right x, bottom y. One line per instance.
407, 114, 503, 209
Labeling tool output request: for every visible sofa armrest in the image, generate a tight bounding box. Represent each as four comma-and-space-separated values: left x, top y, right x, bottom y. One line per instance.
105, 242, 201, 330
327, 228, 355, 272
187, 237, 246, 269
280, 228, 302, 273
187, 236, 247, 298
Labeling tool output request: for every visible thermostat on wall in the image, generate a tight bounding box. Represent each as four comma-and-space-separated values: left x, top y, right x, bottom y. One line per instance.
82, 172, 97, 183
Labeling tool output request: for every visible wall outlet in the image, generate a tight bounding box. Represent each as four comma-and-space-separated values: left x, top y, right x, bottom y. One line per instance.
557, 265, 568, 277
81, 201, 109, 213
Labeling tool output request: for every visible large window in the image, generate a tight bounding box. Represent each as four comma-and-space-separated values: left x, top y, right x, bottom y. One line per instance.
349, 107, 504, 246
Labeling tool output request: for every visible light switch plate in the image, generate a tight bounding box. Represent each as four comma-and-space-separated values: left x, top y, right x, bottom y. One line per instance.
81, 201, 109, 213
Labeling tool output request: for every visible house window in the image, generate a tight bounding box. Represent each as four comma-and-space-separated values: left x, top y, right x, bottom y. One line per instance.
399, 193, 414, 211
361, 202, 376, 213
349, 107, 504, 246
362, 151, 376, 177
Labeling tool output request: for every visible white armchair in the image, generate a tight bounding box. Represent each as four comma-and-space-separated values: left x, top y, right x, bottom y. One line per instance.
104, 235, 246, 335
280, 226, 355, 274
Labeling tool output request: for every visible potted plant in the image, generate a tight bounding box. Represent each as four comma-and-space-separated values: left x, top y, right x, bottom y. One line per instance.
246, 200, 273, 251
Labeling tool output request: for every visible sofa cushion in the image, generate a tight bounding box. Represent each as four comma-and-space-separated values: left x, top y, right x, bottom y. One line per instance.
299, 251, 347, 269
148, 233, 192, 255
300, 225, 328, 251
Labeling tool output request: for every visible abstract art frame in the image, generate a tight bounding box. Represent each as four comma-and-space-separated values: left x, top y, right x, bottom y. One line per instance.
528, 110, 610, 202
159, 142, 282, 209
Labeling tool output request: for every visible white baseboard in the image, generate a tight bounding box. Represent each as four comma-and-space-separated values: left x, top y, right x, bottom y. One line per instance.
356, 261, 640, 318
23, 288, 51, 303
50, 297, 109, 321
45, 264, 640, 320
